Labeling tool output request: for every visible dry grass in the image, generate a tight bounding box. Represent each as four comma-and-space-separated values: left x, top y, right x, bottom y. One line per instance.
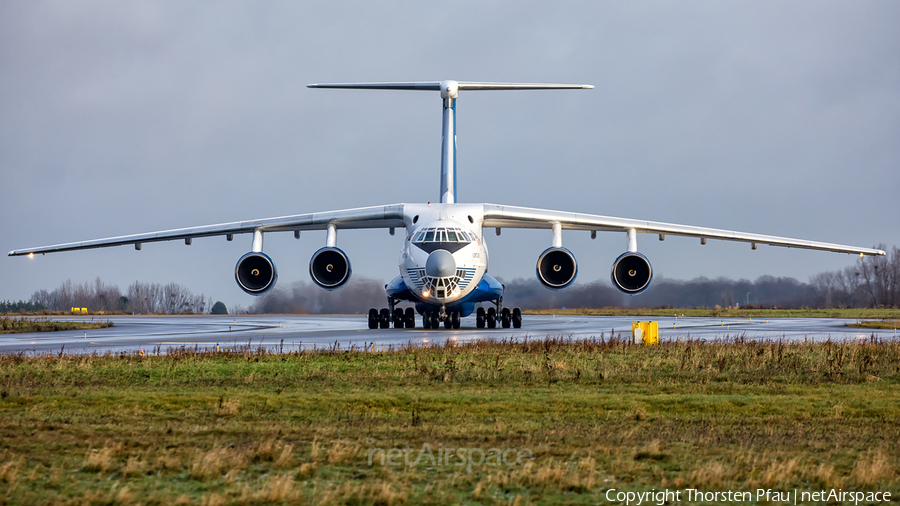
852, 451, 895, 486
238, 474, 299, 503
761, 459, 798, 487
318, 480, 408, 506
190, 447, 249, 480
0, 455, 22, 484
327, 440, 362, 465
82, 446, 116, 473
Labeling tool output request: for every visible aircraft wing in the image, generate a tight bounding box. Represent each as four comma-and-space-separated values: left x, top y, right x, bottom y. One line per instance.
8, 204, 405, 256
482, 204, 884, 256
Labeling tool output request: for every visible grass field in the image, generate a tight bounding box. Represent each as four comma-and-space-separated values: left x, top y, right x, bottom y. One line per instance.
1, 337, 898, 504
0, 317, 112, 334
524, 307, 900, 319
847, 320, 900, 330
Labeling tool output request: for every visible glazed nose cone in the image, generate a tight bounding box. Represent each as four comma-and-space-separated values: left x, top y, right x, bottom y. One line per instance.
425, 249, 456, 278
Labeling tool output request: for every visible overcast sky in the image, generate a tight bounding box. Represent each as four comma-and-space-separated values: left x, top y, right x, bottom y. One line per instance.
2, 1, 898, 310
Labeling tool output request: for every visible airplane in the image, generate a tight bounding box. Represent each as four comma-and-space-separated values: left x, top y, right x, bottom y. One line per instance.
9, 81, 885, 330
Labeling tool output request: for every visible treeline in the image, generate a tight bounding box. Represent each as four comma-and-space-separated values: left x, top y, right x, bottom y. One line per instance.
809, 244, 900, 308
0, 300, 47, 313
27, 278, 210, 314
497, 274, 821, 309
249, 277, 388, 315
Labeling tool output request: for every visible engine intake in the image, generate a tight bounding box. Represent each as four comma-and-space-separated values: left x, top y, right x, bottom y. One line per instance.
536, 247, 577, 289
235, 252, 277, 295
611, 252, 653, 294
310, 247, 351, 289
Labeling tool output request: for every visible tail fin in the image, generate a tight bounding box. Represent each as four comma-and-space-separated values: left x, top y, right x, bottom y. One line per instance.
307, 81, 593, 204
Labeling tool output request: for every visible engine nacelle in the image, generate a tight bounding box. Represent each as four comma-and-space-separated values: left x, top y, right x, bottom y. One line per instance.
235, 252, 277, 295
611, 251, 653, 294
536, 247, 578, 289
310, 247, 351, 289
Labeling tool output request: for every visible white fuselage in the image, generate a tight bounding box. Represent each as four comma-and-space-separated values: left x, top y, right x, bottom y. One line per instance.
398, 203, 489, 304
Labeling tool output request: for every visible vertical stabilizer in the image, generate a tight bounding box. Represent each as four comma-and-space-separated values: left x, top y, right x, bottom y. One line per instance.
440, 81, 458, 204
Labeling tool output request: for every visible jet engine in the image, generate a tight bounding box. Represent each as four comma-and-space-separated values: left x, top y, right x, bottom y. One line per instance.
536, 247, 578, 289
610, 252, 653, 294
310, 247, 351, 289
235, 252, 277, 295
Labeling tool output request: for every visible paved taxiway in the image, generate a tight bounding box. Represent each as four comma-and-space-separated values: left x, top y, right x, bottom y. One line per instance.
1, 314, 896, 354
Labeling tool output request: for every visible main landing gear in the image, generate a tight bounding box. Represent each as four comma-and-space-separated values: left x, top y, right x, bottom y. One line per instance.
368, 303, 415, 329
476, 299, 521, 329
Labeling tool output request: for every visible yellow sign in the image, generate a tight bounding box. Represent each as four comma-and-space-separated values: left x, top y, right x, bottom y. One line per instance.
632, 322, 659, 345
70, 307, 88, 314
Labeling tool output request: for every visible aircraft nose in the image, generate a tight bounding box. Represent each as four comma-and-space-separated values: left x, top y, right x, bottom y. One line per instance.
425, 249, 456, 278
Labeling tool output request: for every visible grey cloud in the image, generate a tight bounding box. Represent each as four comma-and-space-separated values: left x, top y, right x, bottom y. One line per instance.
2, 1, 897, 310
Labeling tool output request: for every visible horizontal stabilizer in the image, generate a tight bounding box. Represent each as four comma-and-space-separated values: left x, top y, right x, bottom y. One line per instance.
307, 81, 593, 91
307, 82, 442, 91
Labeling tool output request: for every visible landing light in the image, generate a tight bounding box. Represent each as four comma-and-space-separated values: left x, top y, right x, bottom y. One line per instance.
422, 290, 430, 298
28, 253, 34, 259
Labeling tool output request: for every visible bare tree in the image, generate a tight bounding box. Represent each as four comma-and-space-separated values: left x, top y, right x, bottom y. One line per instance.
30, 278, 208, 314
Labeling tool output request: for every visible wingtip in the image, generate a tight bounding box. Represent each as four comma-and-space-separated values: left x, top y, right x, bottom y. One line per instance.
583, 85, 594, 89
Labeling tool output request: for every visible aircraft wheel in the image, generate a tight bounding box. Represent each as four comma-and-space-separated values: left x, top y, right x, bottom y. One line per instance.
451, 311, 460, 329
368, 308, 378, 329
512, 307, 522, 328
393, 310, 404, 329
476, 307, 485, 328
405, 307, 415, 328
487, 307, 496, 329
379, 308, 390, 329
444, 314, 453, 330
430, 311, 440, 329
422, 310, 431, 329
501, 307, 511, 328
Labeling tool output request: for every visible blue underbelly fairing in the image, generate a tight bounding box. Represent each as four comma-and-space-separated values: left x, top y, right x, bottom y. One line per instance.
457, 273, 504, 305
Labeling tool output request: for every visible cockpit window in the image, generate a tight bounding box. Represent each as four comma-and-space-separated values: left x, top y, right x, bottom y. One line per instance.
412, 227, 471, 244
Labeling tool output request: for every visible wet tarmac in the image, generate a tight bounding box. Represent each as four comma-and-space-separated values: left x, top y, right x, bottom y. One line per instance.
2, 314, 897, 355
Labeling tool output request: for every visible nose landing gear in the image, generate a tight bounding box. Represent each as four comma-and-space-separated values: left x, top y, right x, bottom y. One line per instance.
420, 308, 462, 329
